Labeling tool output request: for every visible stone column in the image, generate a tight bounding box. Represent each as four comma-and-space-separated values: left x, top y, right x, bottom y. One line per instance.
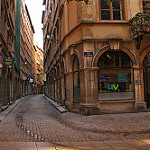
65, 72, 73, 109
54, 79, 57, 101
0, 48, 2, 111
134, 67, 146, 111
80, 67, 99, 115
61, 75, 66, 105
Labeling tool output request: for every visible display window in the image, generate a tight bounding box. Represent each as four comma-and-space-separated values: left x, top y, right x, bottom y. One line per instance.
73, 56, 80, 101
98, 50, 134, 100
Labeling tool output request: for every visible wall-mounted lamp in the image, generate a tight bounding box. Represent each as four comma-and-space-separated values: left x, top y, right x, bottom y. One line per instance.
46, 32, 50, 39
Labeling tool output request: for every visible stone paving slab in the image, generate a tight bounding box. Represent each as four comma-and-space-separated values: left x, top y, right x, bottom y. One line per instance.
36, 142, 56, 150
0, 142, 37, 150
70, 141, 99, 150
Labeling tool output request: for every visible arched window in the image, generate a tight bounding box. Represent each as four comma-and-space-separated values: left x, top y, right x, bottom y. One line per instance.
100, 0, 124, 20
73, 55, 80, 101
98, 50, 134, 100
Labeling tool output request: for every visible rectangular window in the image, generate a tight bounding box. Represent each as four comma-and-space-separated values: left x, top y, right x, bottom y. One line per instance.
100, 0, 124, 20
143, 0, 150, 15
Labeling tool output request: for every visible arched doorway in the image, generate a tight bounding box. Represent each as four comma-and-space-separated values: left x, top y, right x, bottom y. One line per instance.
98, 50, 134, 101
73, 55, 80, 101
143, 52, 150, 108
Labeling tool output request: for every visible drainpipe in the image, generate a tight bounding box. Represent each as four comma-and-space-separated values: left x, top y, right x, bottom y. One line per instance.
58, 0, 62, 104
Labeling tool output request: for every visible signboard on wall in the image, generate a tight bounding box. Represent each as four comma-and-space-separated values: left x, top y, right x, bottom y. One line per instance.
135, 80, 143, 84
100, 74, 109, 82
30, 79, 33, 83
44, 74, 46, 81
118, 73, 127, 82
0, 55, 3, 70
0, 64, 3, 70
84, 52, 93, 57
39, 76, 43, 81
3, 58, 15, 68
22, 76, 27, 80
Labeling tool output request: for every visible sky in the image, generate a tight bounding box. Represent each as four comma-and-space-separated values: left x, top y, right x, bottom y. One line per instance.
25, 0, 44, 50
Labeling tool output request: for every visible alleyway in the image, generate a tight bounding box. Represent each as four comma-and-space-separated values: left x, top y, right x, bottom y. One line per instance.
0, 95, 150, 150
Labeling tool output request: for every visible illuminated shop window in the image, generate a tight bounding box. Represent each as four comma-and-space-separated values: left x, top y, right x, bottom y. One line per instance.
73, 56, 80, 101
98, 51, 134, 101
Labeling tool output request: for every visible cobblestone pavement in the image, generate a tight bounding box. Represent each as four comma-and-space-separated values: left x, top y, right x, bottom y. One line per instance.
0, 94, 150, 150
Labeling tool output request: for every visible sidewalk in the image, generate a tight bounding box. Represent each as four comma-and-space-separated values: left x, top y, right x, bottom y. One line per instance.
0, 98, 22, 122
43, 94, 67, 113
0, 140, 150, 150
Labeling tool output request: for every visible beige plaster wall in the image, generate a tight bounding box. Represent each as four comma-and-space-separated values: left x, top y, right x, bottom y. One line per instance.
126, 0, 141, 19
98, 101, 135, 113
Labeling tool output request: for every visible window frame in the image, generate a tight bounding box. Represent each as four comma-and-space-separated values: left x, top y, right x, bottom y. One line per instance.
142, 0, 150, 15
99, 0, 124, 21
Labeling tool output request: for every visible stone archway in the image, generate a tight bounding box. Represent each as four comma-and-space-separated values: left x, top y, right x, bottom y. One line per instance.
97, 50, 134, 101
92, 45, 137, 67
140, 46, 150, 108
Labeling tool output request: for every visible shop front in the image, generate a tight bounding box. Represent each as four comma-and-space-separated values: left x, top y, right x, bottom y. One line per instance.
144, 52, 150, 108
97, 50, 136, 113
98, 50, 134, 101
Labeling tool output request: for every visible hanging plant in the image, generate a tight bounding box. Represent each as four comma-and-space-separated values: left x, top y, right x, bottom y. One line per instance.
129, 12, 150, 37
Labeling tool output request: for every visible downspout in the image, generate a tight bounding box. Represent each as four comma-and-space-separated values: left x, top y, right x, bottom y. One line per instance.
58, 0, 62, 103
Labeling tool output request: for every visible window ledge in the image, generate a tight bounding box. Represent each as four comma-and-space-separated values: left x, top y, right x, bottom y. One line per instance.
81, 20, 129, 24
98, 100, 135, 103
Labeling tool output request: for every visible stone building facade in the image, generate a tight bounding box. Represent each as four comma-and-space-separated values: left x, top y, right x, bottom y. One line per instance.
0, 0, 16, 111
34, 45, 44, 94
20, 1, 35, 97
0, 0, 36, 111
43, 0, 150, 114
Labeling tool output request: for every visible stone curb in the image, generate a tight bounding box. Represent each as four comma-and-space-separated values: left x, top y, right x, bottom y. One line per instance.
43, 95, 67, 113
0, 97, 23, 122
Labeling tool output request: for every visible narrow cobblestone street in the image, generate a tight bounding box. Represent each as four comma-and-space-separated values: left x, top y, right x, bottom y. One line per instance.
0, 94, 150, 150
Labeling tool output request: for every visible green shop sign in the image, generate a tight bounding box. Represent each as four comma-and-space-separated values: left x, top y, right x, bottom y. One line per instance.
3, 58, 15, 68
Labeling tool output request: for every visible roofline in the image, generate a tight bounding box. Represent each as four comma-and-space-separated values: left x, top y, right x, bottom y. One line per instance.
41, 11, 45, 23
25, 4, 35, 33
43, 0, 46, 5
